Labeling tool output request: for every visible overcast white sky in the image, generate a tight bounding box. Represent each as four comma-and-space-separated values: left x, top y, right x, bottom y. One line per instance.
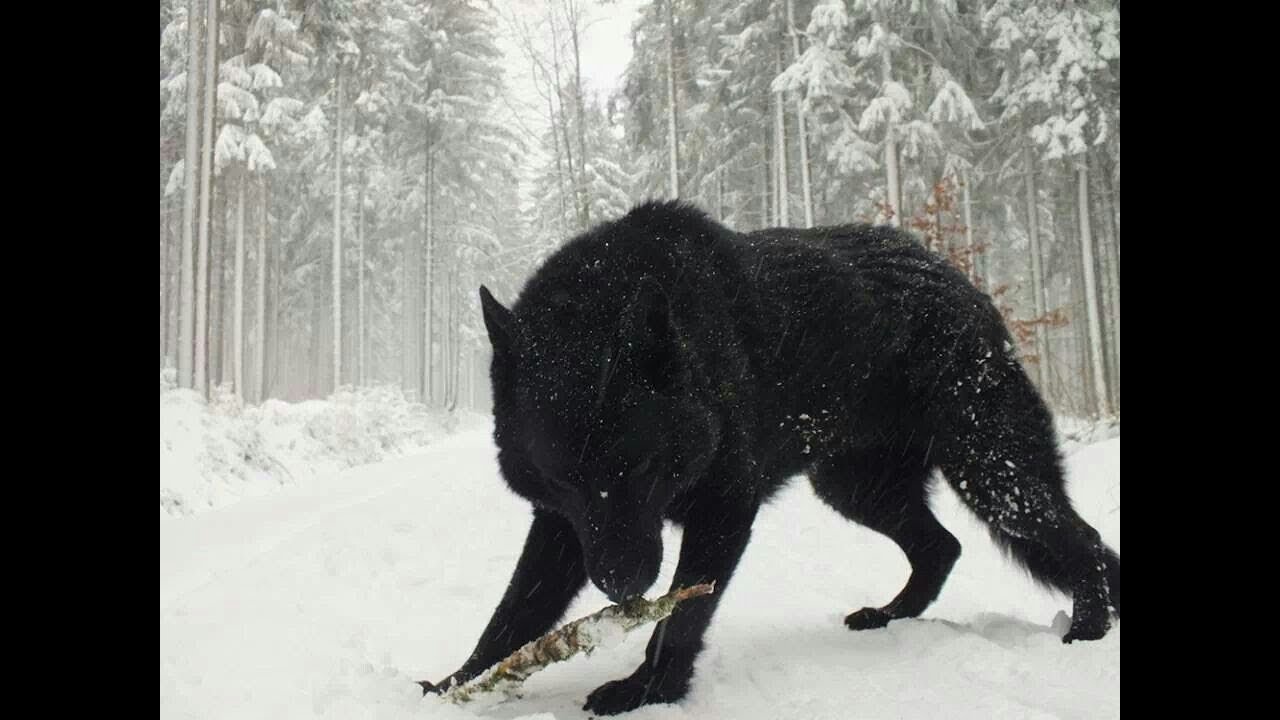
492, 0, 646, 210
573, 0, 646, 97
495, 1, 644, 128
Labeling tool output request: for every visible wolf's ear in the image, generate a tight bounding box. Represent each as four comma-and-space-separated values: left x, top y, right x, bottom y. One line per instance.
621, 278, 679, 392
479, 285, 517, 356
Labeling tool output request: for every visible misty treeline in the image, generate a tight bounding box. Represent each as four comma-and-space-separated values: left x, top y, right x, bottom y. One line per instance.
159, 0, 1118, 420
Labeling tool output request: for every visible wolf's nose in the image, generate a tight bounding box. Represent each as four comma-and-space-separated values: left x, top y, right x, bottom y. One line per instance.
595, 570, 647, 603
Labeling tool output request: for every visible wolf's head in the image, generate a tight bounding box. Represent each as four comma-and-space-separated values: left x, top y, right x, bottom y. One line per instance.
478, 277, 720, 602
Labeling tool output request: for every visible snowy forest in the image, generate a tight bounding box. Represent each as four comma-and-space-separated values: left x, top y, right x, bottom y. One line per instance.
158, 0, 1120, 421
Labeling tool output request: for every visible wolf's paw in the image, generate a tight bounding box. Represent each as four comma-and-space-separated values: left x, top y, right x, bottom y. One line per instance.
845, 606, 894, 631
1062, 580, 1115, 643
583, 672, 687, 716
1061, 612, 1111, 644
417, 670, 470, 696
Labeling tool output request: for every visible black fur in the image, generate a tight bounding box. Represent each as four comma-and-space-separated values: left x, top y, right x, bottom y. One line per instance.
421, 201, 1120, 714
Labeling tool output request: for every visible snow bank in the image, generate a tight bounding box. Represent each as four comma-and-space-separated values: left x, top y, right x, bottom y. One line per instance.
1056, 414, 1120, 451
160, 367, 480, 517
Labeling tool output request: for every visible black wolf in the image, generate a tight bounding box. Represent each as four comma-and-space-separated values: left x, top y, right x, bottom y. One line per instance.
420, 201, 1120, 715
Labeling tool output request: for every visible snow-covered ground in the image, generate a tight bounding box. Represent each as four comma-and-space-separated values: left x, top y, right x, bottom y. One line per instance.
160, 408, 1119, 720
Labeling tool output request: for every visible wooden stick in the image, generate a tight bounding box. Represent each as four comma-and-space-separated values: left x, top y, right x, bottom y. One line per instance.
440, 582, 715, 704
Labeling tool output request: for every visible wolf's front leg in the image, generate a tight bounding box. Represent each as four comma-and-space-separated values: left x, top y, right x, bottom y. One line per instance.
583, 490, 759, 715
420, 509, 587, 694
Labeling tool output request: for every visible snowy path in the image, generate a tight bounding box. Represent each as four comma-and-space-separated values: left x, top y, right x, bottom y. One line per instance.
160, 426, 1119, 720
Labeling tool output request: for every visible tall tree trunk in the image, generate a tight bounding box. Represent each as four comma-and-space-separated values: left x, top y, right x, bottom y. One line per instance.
786, 0, 812, 228
773, 42, 788, 227
424, 150, 435, 405
567, 0, 589, 228
178, 0, 202, 389
962, 166, 975, 285
401, 185, 409, 396
717, 168, 725, 221
558, 112, 577, 229
446, 205, 457, 409
161, 202, 171, 364
211, 176, 225, 390
932, 171, 944, 256
879, 36, 900, 227
983, 210, 997, 296
234, 170, 246, 398
402, 200, 417, 399
547, 14, 578, 230
456, 293, 462, 409
357, 175, 365, 387
194, 0, 219, 395
1023, 144, 1047, 389
761, 123, 771, 228
268, 176, 280, 399
446, 263, 456, 410
454, 286, 461, 409
166, 205, 181, 367
256, 176, 267, 403
311, 246, 325, 396
441, 258, 449, 409
546, 88, 568, 237
1107, 213, 1120, 411
664, 0, 679, 198
1076, 157, 1110, 416
1065, 193, 1092, 419
405, 143, 424, 401
1090, 158, 1114, 411
1095, 149, 1120, 412
1093, 220, 1115, 412
222, 180, 234, 385
308, 249, 318, 394
332, 61, 344, 392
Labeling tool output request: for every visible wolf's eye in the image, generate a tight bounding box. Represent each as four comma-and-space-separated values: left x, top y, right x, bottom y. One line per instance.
629, 454, 654, 478
532, 459, 569, 489
538, 461, 580, 495
525, 445, 569, 492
